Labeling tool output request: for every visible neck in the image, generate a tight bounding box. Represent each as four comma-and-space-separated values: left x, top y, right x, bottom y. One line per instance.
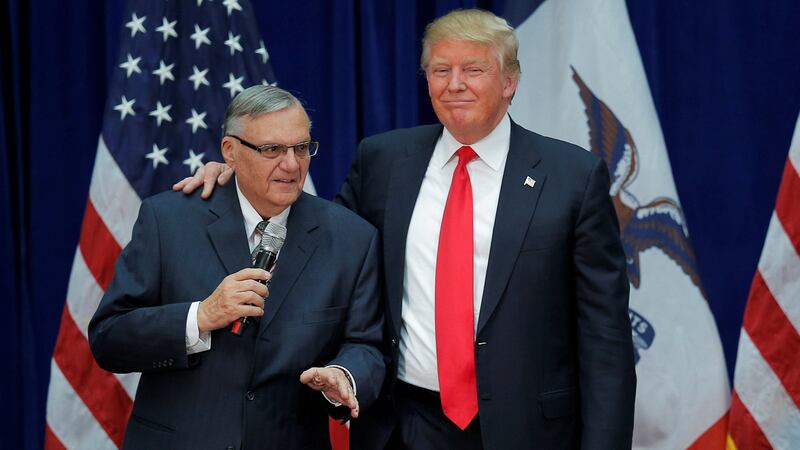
255, 204, 288, 220
234, 176, 292, 221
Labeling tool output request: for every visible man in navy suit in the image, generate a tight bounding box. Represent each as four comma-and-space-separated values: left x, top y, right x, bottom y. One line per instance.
90, 85, 384, 450
177, 9, 635, 450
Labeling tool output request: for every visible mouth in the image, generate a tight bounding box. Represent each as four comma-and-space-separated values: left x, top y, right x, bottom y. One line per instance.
442, 100, 474, 106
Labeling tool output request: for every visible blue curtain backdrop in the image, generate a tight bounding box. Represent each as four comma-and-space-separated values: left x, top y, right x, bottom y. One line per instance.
2, 0, 799, 448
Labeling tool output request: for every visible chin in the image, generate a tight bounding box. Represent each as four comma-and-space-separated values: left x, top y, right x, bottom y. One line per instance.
443, 113, 473, 126
270, 191, 301, 207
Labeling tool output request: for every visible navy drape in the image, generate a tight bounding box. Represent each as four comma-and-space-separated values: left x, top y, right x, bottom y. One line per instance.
2, 1, 799, 448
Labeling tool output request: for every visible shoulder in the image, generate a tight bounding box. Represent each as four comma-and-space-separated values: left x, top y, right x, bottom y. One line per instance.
143, 188, 213, 215
513, 122, 600, 174
360, 124, 442, 151
300, 193, 377, 237
138, 186, 230, 231
363, 123, 442, 141
350, 124, 442, 173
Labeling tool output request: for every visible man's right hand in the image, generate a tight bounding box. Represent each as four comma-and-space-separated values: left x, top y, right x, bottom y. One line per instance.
172, 162, 232, 199
197, 268, 270, 332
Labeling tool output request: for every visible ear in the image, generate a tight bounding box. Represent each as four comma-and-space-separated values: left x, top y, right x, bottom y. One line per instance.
221, 137, 236, 168
502, 72, 519, 100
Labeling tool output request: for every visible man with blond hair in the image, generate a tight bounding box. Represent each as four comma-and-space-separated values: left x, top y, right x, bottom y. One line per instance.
177, 9, 635, 450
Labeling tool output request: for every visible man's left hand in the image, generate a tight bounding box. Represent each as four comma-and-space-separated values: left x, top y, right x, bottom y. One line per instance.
300, 367, 359, 418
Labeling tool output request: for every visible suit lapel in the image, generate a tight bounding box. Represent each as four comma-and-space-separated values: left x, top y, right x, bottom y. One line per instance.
477, 121, 546, 335
383, 125, 442, 337
207, 181, 251, 275
259, 193, 321, 336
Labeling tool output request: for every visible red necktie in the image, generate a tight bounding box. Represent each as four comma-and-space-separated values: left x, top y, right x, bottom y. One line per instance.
435, 145, 478, 430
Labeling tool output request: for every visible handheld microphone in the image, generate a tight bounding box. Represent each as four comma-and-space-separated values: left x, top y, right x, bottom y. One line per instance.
231, 221, 287, 335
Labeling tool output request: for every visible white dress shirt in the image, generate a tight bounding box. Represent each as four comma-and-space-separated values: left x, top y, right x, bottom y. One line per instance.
184, 180, 289, 354
398, 115, 510, 391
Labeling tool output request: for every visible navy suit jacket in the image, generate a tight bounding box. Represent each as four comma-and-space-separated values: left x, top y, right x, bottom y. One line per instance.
89, 181, 385, 450
337, 120, 636, 450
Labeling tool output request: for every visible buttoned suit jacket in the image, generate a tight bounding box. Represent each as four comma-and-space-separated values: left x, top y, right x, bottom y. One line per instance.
338, 120, 636, 450
89, 181, 385, 450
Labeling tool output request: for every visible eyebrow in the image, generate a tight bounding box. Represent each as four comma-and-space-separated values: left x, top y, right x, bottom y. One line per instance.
429, 57, 490, 67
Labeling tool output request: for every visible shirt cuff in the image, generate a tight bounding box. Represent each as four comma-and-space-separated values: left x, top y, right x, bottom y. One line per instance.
321, 365, 357, 406
186, 301, 211, 355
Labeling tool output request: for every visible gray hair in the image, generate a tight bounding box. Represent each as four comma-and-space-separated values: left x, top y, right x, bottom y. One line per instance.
420, 9, 521, 78
222, 85, 309, 136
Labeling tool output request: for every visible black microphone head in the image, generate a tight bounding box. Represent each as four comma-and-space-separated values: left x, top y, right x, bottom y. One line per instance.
258, 221, 287, 254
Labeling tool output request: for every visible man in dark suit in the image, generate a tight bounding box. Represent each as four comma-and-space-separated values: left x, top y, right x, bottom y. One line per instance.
90, 85, 384, 450
176, 9, 635, 450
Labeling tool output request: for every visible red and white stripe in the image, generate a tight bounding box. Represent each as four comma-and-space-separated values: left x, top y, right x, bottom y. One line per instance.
728, 115, 800, 450
45, 137, 140, 449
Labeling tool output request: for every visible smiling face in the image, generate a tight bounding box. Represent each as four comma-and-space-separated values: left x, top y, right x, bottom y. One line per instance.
221, 104, 310, 218
426, 39, 518, 144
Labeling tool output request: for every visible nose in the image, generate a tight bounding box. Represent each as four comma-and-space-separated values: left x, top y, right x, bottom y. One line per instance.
280, 148, 301, 171
447, 69, 466, 92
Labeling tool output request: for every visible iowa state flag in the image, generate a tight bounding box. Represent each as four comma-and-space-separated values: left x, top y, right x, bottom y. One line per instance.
505, 0, 730, 448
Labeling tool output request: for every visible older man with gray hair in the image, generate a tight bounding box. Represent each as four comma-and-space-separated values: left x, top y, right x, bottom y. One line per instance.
177, 8, 636, 450
91, 85, 384, 450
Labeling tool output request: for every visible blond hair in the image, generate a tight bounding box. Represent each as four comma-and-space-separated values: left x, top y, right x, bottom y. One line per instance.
420, 9, 521, 78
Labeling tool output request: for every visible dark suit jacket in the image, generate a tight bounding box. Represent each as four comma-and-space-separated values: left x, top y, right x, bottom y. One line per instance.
337, 120, 636, 450
89, 181, 385, 450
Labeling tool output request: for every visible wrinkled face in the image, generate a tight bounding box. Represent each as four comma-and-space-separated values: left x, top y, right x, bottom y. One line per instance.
221, 105, 310, 218
426, 39, 517, 144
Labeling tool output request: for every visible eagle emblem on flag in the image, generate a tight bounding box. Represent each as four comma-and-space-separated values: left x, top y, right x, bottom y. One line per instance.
571, 68, 705, 299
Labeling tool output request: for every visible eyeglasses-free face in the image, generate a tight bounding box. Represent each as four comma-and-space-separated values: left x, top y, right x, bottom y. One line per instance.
226, 134, 319, 159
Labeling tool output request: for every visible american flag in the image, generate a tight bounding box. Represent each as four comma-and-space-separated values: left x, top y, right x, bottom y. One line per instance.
727, 114, 800, 449
43, 0, 343, 448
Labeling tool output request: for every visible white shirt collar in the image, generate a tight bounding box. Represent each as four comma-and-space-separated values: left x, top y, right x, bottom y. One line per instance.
235, 179, 290, 243
435, 114, 511, 171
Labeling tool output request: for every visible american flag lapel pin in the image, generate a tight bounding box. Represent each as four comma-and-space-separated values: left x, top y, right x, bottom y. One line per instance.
524, 176, 536, 188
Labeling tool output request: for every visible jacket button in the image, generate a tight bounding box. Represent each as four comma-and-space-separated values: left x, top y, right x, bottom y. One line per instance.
391, 339, 397, 347
246, 390, 255, 401
225, 446, 235, 450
